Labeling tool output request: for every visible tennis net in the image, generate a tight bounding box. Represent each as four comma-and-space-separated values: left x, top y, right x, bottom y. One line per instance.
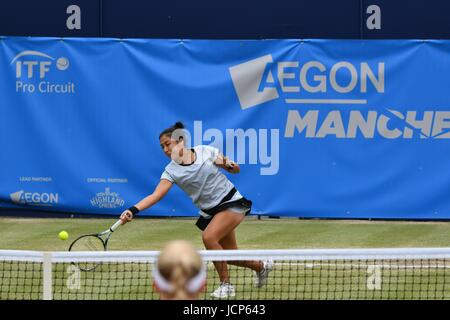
1, 248, 449, 300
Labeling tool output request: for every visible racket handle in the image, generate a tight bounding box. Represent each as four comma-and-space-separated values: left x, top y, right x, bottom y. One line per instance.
110, 219, 123, 232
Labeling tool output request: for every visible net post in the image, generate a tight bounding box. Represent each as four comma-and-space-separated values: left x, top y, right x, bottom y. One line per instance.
42, 252, 53, 300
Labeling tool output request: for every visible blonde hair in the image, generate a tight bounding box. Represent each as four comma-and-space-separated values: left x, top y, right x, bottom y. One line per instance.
155, 240, 204, 300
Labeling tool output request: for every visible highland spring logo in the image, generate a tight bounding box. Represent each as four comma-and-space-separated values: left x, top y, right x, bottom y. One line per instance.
90, 188, 125, 209
11, 50, 75, 94
229, 54, 450, 139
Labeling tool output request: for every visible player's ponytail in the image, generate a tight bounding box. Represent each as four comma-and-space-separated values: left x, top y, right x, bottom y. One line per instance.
170, 264, 190, 299
159, 121, 185, 140
174, 121, 184, 129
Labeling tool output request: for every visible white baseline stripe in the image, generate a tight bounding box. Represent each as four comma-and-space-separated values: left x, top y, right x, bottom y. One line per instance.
286, 99, 367, 104
269, 262, 450, 270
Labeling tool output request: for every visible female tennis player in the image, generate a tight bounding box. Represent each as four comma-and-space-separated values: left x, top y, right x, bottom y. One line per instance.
153, 240, 206, 300
120, 121, 273, 298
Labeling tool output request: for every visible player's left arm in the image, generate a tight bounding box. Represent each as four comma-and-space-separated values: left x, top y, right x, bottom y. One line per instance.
214, 154, 240, 174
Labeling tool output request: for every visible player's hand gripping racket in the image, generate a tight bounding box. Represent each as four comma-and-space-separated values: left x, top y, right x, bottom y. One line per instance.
68, 219, 123, 271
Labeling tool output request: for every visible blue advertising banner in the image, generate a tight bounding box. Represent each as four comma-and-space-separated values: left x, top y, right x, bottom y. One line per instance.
1, 37, 450, 219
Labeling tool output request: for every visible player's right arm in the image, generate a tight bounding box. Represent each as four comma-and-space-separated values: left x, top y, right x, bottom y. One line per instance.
120, 179, 173, 223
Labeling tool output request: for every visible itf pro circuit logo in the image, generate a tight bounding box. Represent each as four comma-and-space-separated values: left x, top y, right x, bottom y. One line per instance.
11, 50, 75, 94
90, 188, 125, 209
229, 54, 450, 139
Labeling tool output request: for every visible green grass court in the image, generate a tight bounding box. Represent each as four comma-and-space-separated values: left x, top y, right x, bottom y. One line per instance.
1, 217, 450, 300
1, 217, 450, 250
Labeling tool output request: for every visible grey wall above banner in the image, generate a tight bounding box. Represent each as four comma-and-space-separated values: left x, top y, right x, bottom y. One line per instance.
361, 0, 450, 39
1, 0, 450, 39
0, 0, 101, 37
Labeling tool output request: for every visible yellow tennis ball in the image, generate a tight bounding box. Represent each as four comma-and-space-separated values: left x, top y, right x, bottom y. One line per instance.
58, 230, 69, 241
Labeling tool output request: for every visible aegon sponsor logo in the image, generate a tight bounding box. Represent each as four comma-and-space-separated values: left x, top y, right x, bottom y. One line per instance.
229, 54, 383, 110
90, 188, 125, 209
11, 50, 75, 94
10, 190, 59, 206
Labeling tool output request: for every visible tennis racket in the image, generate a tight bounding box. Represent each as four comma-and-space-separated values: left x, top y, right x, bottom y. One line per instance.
68, 219, 123, 271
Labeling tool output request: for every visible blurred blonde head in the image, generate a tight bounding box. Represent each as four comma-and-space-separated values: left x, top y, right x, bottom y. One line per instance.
153, 240, 206, 300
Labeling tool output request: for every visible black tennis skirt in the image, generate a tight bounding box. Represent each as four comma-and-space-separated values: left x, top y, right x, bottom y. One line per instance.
195, 187, 252, 231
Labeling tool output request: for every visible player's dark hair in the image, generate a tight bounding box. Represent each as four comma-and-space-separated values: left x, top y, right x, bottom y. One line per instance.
159, 122, 185, 140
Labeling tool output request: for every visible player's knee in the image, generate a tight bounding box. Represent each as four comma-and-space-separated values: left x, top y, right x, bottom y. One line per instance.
202, 232, 218, 247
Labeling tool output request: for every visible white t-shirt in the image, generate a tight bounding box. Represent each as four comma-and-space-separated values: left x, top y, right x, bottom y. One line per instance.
160, 145, 236, 210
